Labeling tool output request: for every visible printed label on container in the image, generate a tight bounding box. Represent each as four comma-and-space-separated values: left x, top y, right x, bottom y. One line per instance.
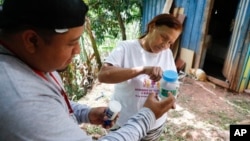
105, 108, 115, 120
160, 88, 177, 97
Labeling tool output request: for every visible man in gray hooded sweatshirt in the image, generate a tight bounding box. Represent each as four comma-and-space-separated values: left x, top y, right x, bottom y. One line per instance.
0, 0, 175, 140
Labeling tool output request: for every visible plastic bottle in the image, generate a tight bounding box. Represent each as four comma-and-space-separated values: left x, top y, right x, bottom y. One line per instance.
104, 100, 121, 126
159, 70, 179, 99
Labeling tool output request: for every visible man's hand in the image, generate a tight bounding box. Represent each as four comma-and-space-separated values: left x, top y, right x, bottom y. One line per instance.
88, 107, 118, 129
143, 92, 175, 119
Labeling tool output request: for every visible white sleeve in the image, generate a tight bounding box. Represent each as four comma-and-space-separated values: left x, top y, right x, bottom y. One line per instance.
104, 41, 125, 67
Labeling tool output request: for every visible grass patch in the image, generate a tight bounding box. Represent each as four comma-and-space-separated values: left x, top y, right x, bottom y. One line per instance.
230, 99, 250, 114
168, 110, 183, 118
86, 125, 104, 135
207, 110, 238, 130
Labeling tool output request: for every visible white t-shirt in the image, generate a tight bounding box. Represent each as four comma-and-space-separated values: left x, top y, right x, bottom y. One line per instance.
105, 39, 177, 129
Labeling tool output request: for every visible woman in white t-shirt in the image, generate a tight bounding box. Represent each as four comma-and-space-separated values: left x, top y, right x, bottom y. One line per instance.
98, 14, 182, 141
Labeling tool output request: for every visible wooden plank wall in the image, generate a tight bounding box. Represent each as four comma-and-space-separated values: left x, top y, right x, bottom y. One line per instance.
174, 0, 206, 52
174, 0, 207, 69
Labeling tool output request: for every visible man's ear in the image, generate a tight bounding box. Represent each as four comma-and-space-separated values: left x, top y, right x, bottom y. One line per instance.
22, 30, 38, 53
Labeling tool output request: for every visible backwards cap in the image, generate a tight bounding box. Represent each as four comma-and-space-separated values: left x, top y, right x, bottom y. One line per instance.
0, 0, 88, 33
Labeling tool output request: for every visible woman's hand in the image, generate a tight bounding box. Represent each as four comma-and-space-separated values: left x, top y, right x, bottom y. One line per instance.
143, 66, 163, 82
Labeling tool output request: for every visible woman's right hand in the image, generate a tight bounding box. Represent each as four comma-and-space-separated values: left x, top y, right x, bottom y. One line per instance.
143, 66, 163, 82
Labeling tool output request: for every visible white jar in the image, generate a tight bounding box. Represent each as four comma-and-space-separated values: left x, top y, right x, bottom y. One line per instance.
104, 100, 121, 126
106, 100, 121, 120
159, 70, 179, 99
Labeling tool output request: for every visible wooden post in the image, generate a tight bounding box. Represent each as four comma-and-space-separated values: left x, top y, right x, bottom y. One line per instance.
162, 0, 173, 13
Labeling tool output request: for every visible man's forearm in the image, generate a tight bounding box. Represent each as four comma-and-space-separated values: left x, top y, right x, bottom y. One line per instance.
70, 101, 91, 123
99, 108, 155, 141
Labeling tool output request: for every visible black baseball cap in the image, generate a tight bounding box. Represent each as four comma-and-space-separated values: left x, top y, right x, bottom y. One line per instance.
0, 0, 89, 33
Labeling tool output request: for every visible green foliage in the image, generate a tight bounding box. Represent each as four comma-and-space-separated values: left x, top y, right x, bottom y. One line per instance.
60, 0, 142, 101
87, 0, 142, 44
60, 61, 86, 101
1, 0, 142, 102
60, 35, 97, 101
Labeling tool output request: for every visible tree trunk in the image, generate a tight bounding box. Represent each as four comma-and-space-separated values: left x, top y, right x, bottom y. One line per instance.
85, 17, 102, 71
115, 10, 126, 40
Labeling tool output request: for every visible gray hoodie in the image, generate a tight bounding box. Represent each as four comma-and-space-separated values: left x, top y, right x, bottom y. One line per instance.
0, 45, 155, 141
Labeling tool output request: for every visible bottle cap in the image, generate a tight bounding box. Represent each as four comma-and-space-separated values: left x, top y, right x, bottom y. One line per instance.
162, 70, 178, 82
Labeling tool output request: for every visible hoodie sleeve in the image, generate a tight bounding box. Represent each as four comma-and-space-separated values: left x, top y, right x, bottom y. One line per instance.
70, 101, 91, 123
99, 107, 155, 141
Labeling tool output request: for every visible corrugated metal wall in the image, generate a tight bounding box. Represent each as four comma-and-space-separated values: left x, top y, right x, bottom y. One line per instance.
238, 44, 250, 92
141, 0, 165, 33
142, 0, 250, 92
223, 0, 250, 92
142, 0, 207, 53
173, 0, 206, 53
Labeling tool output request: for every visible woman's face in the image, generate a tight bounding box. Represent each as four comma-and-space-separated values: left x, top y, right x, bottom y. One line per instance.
146, 25, 181, 53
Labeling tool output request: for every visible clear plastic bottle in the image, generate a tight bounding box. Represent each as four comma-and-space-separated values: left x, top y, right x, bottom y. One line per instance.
159, 70, 179, 99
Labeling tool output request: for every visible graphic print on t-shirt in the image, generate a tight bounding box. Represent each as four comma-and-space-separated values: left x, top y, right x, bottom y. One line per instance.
134, 75, 160, 98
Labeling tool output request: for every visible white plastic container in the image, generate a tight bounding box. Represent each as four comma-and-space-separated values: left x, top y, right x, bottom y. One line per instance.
104, 100, 121, 125
159, 70, 179, 99
106, 100, 122, 120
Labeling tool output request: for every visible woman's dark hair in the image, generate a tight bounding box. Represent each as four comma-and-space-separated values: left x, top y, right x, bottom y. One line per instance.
139, 14, 182, 39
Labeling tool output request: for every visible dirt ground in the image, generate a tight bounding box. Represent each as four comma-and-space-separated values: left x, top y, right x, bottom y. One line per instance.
78, 76, 250, 141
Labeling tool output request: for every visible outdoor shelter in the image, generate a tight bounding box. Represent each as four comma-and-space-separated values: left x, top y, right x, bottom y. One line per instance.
142, 0, 250, 93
